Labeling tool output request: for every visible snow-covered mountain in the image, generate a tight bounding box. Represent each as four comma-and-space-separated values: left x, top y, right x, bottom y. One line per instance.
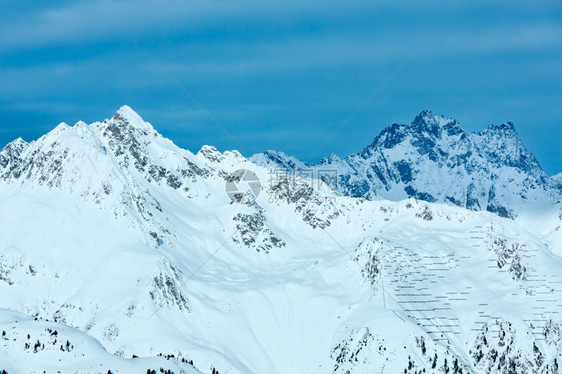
1, 106, 562, 373
251, 110, 561, 218
251, 109, 562, 258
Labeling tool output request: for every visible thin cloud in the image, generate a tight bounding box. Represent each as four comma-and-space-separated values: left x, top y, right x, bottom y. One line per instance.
0, 0, 378, 49
0, 0, 561, 173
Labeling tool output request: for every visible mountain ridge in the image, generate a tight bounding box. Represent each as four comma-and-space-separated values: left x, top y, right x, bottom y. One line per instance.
1, 106, 562, 373
251, 109, 558, 219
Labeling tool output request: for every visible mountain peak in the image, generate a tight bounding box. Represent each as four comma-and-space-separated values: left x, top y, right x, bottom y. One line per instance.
412, 109, 435, 127
409, 110, 443, 137
197, 145, 224, 162
0, 137, 29, 169
485, 121, 517, 134
318, 153, 341, 165
249, 150, 308, 170
4, 137, 28, 151
417, 108, 434, 119
111, 105, 154, 132
412, 109, 458, 128
369, 110, 464, 152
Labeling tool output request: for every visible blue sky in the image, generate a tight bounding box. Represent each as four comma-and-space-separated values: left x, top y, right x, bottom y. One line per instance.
1, 0, 561, 174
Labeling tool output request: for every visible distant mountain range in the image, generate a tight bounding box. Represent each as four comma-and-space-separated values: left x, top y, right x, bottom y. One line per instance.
251, 110, 562, 219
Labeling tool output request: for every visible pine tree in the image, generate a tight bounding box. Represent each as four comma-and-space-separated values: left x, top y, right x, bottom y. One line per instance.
432, 353, 438, 369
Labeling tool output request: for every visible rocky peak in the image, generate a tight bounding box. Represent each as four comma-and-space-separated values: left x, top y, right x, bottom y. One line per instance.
98, 106, 154, 147
410, 110, 464, 138
110, 105, 155, 133
367, 111, 464, 154
318, 153, 341, 165
411, 109, 441, 135
476, 121, 543, 175
197, 145, 225, 163
95, 106, 163, 173
483, 121, 516, 134
249, 150, 308, 170
1, 137, 28, 156
0, 137, 29, 169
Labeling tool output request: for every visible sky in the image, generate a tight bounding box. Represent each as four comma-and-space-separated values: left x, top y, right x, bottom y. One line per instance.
1, 0, 561, 175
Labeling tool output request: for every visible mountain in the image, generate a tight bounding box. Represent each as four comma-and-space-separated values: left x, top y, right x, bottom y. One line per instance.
251, 110, 560, 217
1, 106, 562, 373
251, 110, 562, 254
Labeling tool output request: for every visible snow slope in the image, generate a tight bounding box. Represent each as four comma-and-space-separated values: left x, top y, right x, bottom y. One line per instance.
0, 309, 200, 373
0, 106, 561, 373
